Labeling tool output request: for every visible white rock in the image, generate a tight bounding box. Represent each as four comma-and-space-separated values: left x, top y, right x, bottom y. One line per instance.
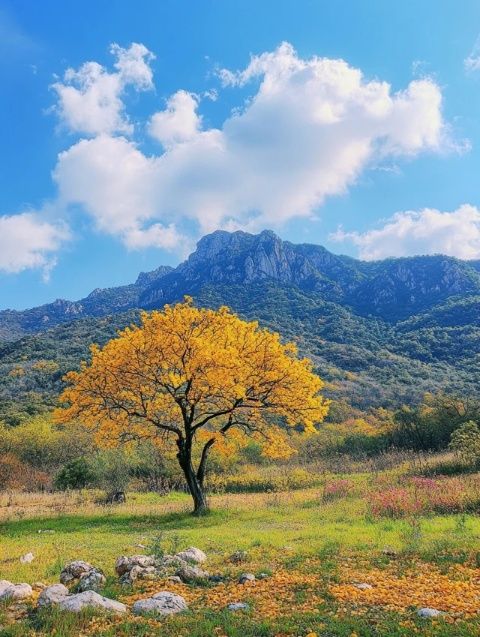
20, 552, 34, 564
115, 555, 156, 577
175, 547, 207, 564
0, 581, 12, 595
228, 602, 249, 611
238, 573, 256, 584
58, 590, 127, 614
354, 582, 373, 590
418, 607, 442, 618
175, 565, 209, 583
0, 583, 33, 601
38, 584, 69, 607
133, 591, 188, 616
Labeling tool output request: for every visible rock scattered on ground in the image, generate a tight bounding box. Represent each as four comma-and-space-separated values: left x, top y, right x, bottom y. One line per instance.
60, 561, 106, 591
57, 590, 127, 614
38, 584, 69, 607
238, 573, 256, 584
417, 607, 443, 618
228, 602, 249, 611
229, 550, 248, 564
175, 564, 209, 584
132, 591, 188, 616
354, 582, 373, 590
175, 547, 207, 564
115, 555, 156, 577
115, 554, 188, 585
0, 581, 32, 602
19, 553, 34, 564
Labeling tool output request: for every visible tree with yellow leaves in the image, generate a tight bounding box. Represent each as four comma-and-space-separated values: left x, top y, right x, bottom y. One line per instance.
56, 300, 328, 514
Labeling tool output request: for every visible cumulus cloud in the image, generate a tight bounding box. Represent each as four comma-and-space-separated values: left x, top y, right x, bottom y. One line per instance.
331, 204, 480, 260
149, 90, 201, 148
4, 41, 457, 277
51, 41, 450, 247
0, 212, 69, 277
51, 42, 155, 136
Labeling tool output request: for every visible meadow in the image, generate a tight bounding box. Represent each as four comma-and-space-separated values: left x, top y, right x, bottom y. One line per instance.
1, 459, 480, 637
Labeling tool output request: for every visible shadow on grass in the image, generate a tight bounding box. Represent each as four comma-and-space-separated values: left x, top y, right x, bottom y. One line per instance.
0, 508, 228, 538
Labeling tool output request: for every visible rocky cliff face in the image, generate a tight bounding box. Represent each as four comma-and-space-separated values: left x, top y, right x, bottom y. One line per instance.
139, 230, 480, 321
2, 229, 480, 341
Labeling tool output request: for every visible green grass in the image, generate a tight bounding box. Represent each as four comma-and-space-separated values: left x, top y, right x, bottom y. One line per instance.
1, 486, 480, 635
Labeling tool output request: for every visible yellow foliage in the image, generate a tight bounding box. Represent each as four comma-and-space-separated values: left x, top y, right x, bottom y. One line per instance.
56, 300, 328, 451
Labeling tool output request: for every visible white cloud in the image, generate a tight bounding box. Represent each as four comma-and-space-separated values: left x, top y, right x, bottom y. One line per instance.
51, 41, 450, 246
0, 212, 69, 277
3, 41, 457, 276
51, 42, 155, 136
149, 90, 201, 148
465, 36, 480, 72
331, 204, 480, 260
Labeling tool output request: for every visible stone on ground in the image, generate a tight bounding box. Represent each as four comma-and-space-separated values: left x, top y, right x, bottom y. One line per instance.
0, 583, 33, 602
20, 552, 34, 564
228, 602, 249, 611
132, 591, 188, 616
238, 573, 256, 584
57, 590, 127, 614
60, 560, 96, 585
175, 564, 209, 583
38, 584, 69, 607
418, 607, 443, 618
175, 547, 207, 564
229, 550, 248, 564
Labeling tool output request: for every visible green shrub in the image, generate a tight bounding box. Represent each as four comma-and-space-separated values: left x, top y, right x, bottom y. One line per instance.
54, 457, 97, 490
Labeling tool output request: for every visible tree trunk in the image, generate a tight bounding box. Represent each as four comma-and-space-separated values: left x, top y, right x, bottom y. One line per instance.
176, 438, 209, 515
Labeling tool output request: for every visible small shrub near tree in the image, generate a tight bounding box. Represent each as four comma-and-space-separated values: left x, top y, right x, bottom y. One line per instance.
449, 421, 480, 466
54, 457, 97, 490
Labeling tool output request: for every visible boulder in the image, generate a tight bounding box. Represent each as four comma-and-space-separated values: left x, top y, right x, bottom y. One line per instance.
238, 573, 255, 584
0, 581, 12, 595
60, 561, 96, 585
38, 584, 69, 607
175, 547, 207, 564
115, 555, 156, 577
58, 590, 127, 614
0, 583, 33, 601
77, 569, 106, 592
417, 608, 443, 618
175, 565, 209, 584
354, 582, 373, 590
132, 591, 188, 616
20, 552, 34, 564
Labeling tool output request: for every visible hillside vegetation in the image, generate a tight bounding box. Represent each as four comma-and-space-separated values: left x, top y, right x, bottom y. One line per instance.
1, 231, 480, 422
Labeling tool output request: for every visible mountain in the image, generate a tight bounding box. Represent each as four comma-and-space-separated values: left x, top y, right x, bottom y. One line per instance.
0, 266, 173, 342
1, 229, 480, 422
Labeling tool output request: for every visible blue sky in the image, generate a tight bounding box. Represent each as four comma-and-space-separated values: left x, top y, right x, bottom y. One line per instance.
2, 0, 480, 309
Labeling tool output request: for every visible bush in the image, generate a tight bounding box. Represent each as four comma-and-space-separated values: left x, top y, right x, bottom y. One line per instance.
449, 421, 480, 465
0, 453, 50, 491
207, 465, 318, 493
54, 457, 97, 490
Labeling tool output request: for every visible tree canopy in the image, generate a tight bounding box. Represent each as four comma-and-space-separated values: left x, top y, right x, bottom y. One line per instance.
56, 300, 328, 513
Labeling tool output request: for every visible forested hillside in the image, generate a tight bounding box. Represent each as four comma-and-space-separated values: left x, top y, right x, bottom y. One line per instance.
1, 230, 479, 423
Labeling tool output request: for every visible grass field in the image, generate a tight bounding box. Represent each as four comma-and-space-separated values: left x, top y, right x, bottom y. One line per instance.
1, 470, 480, 636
